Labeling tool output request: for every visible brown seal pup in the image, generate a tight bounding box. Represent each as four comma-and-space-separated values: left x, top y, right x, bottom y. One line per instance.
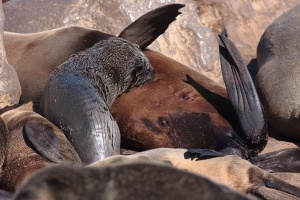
88, 148, 300, 199
13, 163, 257, 200
4, 4, 184, 103
40, 37, 153, 164
0, 102, 81, 192
256, 4, 300, 140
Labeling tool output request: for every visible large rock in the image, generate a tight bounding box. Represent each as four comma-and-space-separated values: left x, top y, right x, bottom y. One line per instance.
3, 0, 223, 85
0, 1, 20, 109
195, 0, 299, 65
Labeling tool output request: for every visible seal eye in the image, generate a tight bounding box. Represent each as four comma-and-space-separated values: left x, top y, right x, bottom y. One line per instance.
158, 117, 169, 127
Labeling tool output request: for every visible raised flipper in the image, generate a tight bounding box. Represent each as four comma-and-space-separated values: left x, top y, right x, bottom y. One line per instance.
119, 4, 185, 49
188, 29, 268, 159
250, 148, 300, 173
219, 29, 268, 151
24, 121, 62, 163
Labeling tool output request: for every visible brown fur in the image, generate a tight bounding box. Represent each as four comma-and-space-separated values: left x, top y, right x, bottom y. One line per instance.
14, 163, 255, 200
111, 50, 240, 150
4, 27, 112, 103
89, 148, 300, 199
0, 102, 81, 192
4, 26, 242, 152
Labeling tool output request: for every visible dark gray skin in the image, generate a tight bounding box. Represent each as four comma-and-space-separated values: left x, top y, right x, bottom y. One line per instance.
13, 163, 257, 200
41, 38, 153, 164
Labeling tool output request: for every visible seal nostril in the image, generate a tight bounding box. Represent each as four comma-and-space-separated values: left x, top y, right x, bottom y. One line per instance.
158, 117, 169, 127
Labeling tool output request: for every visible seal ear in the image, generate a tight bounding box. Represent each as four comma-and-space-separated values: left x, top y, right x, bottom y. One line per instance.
119, 4, 185, 49
24, 121, 62, 163
219, 29, 267, 150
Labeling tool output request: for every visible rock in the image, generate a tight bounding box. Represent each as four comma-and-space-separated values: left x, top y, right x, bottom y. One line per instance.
0, 1, 20, 109
195, 0, 299, 66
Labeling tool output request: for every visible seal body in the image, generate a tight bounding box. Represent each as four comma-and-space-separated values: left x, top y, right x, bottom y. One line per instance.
41, 37, 153, 164
13, 163, 255, 200
0, 102, 81, 192
256, 4, 300, 140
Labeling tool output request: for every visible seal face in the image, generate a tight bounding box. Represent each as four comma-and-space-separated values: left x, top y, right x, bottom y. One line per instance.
41, 37, 153, 164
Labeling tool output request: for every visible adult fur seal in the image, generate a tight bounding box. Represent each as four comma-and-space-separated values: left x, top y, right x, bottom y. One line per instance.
40, 37, 153, 163
256, 4, 300, 140
88, 148, 300, 199
111, 30, 267, 159
0, 102, 81, 192
13, 163, 256, 200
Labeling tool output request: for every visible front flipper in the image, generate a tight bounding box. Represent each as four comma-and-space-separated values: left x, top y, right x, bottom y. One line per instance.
24, 121, 62, 163
119, 4, 185, 49
188, 148, 244, 159
250, 148, 300, 173
219, 29, 268, 156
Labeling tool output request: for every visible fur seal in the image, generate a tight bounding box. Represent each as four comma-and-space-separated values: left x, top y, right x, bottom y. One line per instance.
88, 148, 300, 199
40, 37, 153, 163
0, 102, 81, 192
256, 4, 300, 140
13, 163, 256, 200
111, 30, 267, 159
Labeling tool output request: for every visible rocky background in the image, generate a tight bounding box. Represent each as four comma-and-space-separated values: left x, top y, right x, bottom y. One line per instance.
3, 0, 300, 86
2, 0, 300, 85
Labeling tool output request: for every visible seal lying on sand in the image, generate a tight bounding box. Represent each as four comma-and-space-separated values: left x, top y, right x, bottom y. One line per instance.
40, 37, 153, 164
13, 163, 257, 200
256, 4, 300, 141
88, 148, 300, 199
0, 102, 81, 191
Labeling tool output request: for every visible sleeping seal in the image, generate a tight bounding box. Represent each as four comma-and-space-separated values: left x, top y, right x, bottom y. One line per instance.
40, 37, 153, 163
88, 148, 300, 199
3, 4, 269, 160
13, 163, 256, 200
256, 4, 300, 140
0, 102, 81, 191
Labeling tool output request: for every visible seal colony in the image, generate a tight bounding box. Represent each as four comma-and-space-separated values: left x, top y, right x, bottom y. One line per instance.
3, 4, 269, 161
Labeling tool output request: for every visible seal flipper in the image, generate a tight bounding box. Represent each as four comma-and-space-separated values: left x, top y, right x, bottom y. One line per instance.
250, 174, 300, 199
119, 4, 185, 49
250, 148, 300, 173
218, 29, 268, 157
24, 122, 62, 163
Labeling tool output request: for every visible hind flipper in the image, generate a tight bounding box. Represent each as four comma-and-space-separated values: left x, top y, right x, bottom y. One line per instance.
119, 4, 185, 49
219, 29, 268, 157
250, 148, 300, 173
